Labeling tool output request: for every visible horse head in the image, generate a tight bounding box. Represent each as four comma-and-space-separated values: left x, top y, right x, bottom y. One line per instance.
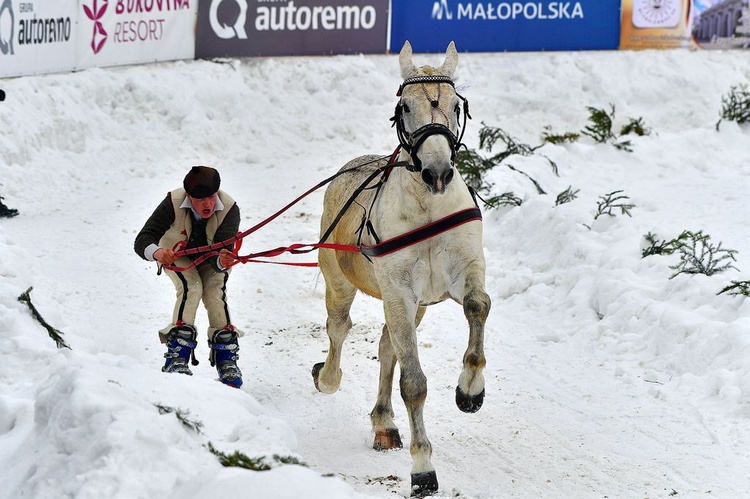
392, 40, 469, 194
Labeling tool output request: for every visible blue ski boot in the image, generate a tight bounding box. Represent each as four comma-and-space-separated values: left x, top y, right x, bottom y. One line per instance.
162, 323, 198, 375
209, 326, 243, 388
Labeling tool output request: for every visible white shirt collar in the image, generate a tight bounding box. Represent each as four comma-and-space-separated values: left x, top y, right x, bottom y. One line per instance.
180, 195, 224, 219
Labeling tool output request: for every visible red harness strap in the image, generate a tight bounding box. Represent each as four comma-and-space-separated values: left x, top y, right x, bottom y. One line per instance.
161, 146, 482, 271
163, 207, 482, 271
223, 208, 482, 267
360, 207, 482, 258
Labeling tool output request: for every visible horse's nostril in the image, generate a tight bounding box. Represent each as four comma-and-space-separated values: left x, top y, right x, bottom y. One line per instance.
444, 169, 454, 186
421, 169, 434, 186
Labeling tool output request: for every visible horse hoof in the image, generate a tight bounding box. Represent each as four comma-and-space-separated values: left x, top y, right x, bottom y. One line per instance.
455, 386, 485, 413
373, 428, 403, 451
411, 471, 438, 497
311, 362, 325, 392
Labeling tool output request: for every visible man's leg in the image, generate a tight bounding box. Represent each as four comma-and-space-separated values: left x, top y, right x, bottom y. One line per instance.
199, 264, 242, 387
160, 260, 203, 342
158, 260, 203, 374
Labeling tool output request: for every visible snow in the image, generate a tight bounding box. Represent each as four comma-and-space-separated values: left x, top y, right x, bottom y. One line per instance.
2, 47, 750, 498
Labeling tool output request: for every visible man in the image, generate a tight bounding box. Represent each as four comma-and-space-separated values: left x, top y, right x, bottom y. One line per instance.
134, 166, 243, 387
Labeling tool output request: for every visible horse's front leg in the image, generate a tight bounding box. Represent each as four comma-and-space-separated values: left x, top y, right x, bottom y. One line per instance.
455, 262, 491, 413
382, 296, 438, 497
371, 305, 426, 451
312, 255, 357, 394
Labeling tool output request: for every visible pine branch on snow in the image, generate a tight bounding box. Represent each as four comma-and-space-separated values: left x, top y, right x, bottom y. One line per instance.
718, 280, 750, 297
155, 404, 204, 433
716, 84, 750, 130
669, 230, 738, 279
555, 186, 579, 206
641, 231, 687, 258
593, 190, 635, 220
206, 442, 307, 470
17, 287, 70, 350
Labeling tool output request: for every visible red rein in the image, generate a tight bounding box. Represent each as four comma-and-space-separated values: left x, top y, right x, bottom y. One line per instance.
161, 149, 482, 273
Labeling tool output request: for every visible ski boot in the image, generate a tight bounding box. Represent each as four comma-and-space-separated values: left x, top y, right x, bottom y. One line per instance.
162, 323, 198, 375
209, 326, 243, 388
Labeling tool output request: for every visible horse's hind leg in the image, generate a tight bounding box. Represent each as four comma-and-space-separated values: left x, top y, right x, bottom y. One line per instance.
312, 256, 357, 394
456, 267, 491, 413
371, 305, 426, 451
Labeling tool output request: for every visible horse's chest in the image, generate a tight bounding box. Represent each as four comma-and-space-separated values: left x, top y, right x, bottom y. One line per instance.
408, 240, 461, 302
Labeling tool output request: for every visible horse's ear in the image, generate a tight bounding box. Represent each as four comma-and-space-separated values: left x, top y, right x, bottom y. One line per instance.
399, 40, 417, 79
438, 41, 458, 77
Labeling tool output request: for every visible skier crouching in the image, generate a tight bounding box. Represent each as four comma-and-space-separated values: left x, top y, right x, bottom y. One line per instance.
134, 166, 243, 387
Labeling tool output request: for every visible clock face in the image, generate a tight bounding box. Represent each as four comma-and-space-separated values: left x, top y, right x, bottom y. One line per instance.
632, 0, 682, 28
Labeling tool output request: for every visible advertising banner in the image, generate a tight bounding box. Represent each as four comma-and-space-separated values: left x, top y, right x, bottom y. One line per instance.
389, 0, 621, 53
619, 0, 694, 49
0, 0, 78, 78
76, 0, 197, 70
692, 0, 750, 49
195, 0, 388, 58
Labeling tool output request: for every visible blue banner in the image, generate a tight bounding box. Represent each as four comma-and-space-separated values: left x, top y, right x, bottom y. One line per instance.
390, 0, 620, 53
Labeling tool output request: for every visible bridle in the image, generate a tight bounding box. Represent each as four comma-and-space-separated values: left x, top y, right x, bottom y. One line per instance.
390, 75, 472, 173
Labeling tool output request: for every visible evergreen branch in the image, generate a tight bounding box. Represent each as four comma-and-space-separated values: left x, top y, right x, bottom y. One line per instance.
580, 105, 649, 152
613, 139, 634, 152
593, 190, 635, 219
206, 443, 307, 470
555, 186, 579, 206
582, 105, 617, 144
669, 230, 739, 278
507, 164, 546, 195
454, 148, 495, 193
207, 442, 272, 470
155, 404, 204, 433
620, 117, 652, 137
478, 124, 542, 157
17, 287, 70, 350
273, 455, 307, 466
546, 156, 560, 177
541, 126, 580, 145
641, 231, 686, 258
718, 280, 750, 297
491, 192, 524, 208
717, 84, 750, 130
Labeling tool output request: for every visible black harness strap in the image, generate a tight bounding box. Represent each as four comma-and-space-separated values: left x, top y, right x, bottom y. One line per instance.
360, 207, 482, 258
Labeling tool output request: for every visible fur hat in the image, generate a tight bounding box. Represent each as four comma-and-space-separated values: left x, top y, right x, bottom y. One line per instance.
183, 166, 220, 198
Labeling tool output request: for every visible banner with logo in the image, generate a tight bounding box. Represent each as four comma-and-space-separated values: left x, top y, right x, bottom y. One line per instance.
0, 0, 78, 78
390, 0, 620, 53
76, 0, 197, 69
619, 0, 694, 49
195, 0, 388, 58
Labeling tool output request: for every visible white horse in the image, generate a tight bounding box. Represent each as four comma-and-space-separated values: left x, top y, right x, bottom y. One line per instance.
312, 41, 491, 497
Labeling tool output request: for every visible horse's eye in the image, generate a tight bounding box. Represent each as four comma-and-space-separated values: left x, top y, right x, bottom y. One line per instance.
403, 104, 411, 113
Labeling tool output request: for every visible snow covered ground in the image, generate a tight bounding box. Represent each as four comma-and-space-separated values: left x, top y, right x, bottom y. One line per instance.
2, 46, 750, 498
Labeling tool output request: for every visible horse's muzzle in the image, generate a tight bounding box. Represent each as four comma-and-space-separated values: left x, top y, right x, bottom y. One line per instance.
421, 167, 454, 194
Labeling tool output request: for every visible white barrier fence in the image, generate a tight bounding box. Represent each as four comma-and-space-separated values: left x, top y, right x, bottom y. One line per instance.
1, 0, 197, 78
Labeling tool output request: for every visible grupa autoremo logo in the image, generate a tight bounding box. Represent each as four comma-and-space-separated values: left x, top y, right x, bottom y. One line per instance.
210, 0, 248, 39
0, 0, 14, 55
83, 0, 108, 53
